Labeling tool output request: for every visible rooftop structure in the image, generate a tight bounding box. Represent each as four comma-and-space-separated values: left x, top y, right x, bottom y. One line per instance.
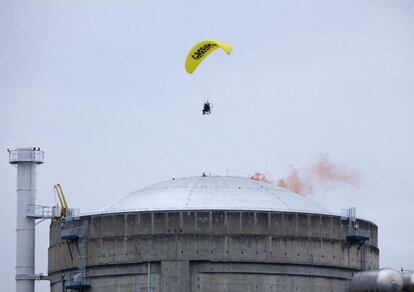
105, 175, 329, 214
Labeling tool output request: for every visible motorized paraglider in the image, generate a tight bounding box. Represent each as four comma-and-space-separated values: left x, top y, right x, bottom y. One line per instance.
185, 39, 232, 115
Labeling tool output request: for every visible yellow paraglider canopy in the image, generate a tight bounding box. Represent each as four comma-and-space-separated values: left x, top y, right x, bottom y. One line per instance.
185, 39, 232, 74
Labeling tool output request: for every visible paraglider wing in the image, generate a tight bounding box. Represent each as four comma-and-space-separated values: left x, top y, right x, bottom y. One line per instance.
185, 39, 232, 74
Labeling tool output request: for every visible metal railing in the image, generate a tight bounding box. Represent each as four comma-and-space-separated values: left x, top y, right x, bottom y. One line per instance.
66, 208, 80, 219
341, 207, 356, 221
347, 225, 371, 239
8, 148, 44, 164
26, 205, 79, 220
65, 271, 90, 289
61, 226, 86, 239
26, 205, 60, 219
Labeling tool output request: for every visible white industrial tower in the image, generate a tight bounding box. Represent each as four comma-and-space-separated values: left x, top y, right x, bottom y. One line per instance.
9, 147, 44, 292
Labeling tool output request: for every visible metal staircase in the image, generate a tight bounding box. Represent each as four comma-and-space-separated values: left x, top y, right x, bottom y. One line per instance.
61, 219, 90, 291
342, 207, 370, 270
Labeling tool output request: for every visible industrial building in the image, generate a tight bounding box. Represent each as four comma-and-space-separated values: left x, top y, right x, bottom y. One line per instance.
48, 176, 379, 291
10, 147, 414, 292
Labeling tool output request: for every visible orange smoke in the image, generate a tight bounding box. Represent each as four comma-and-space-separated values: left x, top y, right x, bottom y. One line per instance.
251, 154, 360, 195
250, 172, 272, 184
314, 154, 359, 185
277, 167, 313, 195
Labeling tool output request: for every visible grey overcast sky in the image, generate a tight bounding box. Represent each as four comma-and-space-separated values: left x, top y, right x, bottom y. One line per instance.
1, 0, 413, 291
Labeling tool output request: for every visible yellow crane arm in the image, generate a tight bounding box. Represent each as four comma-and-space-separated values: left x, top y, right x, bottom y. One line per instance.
54, 184, 68, 219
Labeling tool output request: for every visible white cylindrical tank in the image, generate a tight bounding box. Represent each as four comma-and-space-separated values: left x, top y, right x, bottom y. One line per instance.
9, 147, 44, 292
350, 269, 403, 292
401, 270, 414, 292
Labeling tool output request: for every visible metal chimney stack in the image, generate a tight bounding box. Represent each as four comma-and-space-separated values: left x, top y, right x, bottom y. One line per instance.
9, 147, 44, 292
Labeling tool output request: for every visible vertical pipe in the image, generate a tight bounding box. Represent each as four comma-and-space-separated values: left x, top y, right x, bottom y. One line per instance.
79, 229, 87, 285
61, 271, 65, 292
9, 148, 44, 292
147, 262, 151, 292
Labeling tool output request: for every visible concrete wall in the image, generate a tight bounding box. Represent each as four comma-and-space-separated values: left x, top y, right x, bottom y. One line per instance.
48, 211, 379, 292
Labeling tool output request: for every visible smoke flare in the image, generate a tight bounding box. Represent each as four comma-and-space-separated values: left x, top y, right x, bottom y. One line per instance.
250, 172, 272, 184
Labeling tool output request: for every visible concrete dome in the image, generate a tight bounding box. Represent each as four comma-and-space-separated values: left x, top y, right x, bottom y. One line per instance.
105, 175, 329, 214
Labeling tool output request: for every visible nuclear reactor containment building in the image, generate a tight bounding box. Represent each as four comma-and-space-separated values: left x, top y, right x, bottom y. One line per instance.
48, 176, 379, 292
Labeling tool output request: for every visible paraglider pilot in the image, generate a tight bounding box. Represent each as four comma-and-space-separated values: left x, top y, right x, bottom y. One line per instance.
202, 101, 211, 115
